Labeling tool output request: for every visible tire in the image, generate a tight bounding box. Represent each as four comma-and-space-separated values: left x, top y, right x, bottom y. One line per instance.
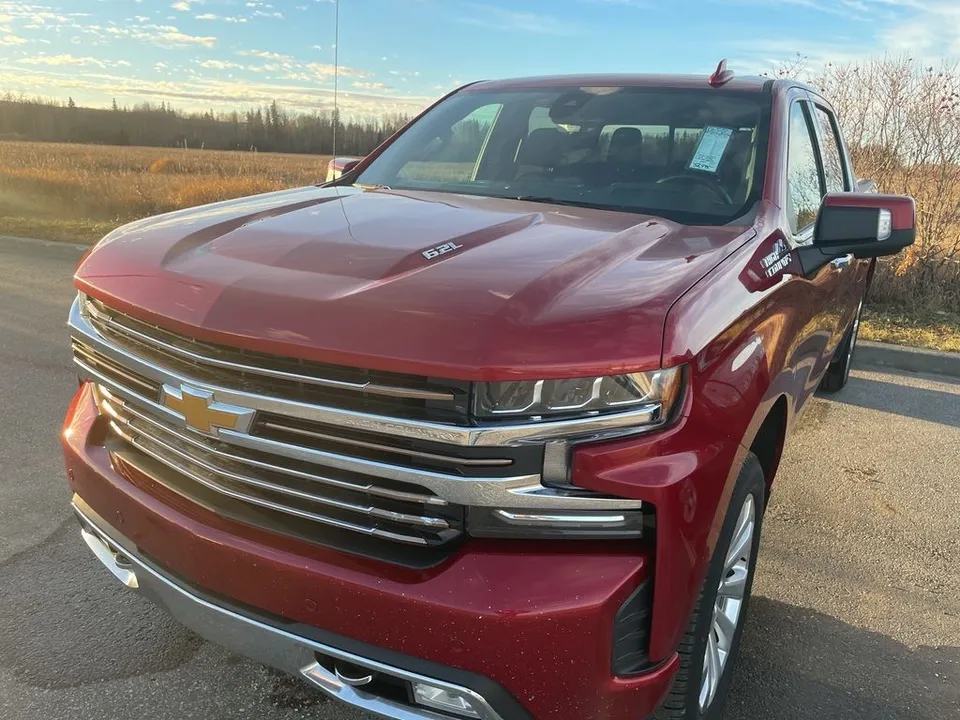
655, 453, 766, 720
820, 297, 863, 393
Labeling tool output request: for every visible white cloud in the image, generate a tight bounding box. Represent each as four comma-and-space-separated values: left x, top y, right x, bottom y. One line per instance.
353, 81, 393, 91
171, 1, 191, 11
196, 59, 243, 70
459, 3, 581, 35
195, 13, 247, 23
0, 33, 26, 45
732, 0, 960, 70
0, 66, 434, 118
18, 53, 106, 67
237, 48, 292, 61
878, 1, 960, 57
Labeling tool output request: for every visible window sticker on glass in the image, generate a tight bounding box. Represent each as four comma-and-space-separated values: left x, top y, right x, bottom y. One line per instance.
688, 126, 734, 173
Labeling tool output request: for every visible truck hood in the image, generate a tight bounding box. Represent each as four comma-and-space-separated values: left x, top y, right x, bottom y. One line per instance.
76, 185, 754, 380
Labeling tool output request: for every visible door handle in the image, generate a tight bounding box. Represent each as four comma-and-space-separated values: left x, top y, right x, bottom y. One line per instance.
830, 254, 854, 269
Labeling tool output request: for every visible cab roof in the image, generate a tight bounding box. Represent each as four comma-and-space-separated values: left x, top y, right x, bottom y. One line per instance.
465, 73, 774, 93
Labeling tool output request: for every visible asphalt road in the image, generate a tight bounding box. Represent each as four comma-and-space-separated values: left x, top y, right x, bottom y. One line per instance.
1, 235, 957, 720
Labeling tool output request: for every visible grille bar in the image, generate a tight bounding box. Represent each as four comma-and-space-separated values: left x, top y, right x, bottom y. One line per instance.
85, 298, 456, 402
72, 340, 160, 399
109, 421, 434, 546
257, 420, 513, 469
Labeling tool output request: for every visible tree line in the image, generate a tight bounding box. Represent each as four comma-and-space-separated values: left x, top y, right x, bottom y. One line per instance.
0, 95, 413, 156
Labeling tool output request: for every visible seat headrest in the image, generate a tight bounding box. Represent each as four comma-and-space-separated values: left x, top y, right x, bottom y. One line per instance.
608, 127, 643, 163
518, 128, 563, 167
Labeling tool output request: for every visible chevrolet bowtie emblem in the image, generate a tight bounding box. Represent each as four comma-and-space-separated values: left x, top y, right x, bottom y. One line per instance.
160, 383, 255, 436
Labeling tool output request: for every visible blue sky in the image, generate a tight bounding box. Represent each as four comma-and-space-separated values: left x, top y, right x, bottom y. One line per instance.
0, 0, 958, 118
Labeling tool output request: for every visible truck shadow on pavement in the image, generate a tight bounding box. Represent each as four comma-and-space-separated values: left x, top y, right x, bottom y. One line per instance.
820, 370, 960, 428
724, 597, 960, 720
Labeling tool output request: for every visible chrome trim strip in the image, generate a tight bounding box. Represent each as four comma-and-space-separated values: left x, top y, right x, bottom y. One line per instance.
493, 510, 630, 527
259, 420, 513, 468
71, 295, 662, 448
72, 499, 505, 720
80, 526, 139, 588
107, 405, 450, 531
85, 297, 456, 402
109, 421, 432, 546
72, 341, 159, 397
100, 389, 448, 508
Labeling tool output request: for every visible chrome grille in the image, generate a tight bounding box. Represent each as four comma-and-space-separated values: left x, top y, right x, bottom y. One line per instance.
69, 293, 647, 563
68, 295, 555, 562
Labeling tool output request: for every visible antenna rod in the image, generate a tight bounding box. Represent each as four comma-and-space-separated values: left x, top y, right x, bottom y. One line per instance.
332, 0, 339, 159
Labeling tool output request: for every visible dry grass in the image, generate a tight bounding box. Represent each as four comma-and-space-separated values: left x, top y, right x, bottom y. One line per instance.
0, 141, 330, 243
861, 307, 960, 354
1, 140, 958, 352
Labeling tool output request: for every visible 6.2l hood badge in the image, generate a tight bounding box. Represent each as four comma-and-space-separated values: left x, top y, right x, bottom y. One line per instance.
421, 241, 463, 260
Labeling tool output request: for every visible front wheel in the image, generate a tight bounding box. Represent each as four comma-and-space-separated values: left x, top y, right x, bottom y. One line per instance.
656, 454, 766, 720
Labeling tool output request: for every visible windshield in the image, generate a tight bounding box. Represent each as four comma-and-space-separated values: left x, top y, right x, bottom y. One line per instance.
354, 85, 770, 225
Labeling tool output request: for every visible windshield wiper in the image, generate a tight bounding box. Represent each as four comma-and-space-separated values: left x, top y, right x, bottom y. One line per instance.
508, 195, 627, 212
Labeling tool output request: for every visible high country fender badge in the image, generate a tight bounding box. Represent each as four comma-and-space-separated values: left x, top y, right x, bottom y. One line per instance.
759, 238, 791, 278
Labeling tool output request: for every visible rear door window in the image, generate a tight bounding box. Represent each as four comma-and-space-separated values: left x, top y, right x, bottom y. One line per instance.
813, 106, 848, 193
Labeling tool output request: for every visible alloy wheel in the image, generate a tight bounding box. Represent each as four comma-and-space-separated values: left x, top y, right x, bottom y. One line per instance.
698, 494, 755, 713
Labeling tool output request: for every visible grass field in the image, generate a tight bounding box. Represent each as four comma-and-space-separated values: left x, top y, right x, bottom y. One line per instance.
1, 139, 957, 352
0, 141, 330, 243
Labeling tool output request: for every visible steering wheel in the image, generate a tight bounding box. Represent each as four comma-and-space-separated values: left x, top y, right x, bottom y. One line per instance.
656, 174, 733, 204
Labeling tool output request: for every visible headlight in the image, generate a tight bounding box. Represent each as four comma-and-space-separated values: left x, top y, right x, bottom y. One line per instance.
474, 366, 685, 421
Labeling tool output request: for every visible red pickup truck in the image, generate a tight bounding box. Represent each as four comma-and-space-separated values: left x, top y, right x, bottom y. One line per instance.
63, 69, 915, 720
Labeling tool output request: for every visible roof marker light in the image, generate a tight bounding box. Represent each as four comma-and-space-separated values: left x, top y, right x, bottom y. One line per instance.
708, 59, 735, 87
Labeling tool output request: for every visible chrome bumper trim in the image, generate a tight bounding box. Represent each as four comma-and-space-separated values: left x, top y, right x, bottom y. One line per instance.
72, 497, 506, 720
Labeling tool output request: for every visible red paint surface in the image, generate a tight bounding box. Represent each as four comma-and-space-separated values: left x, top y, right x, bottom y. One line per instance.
76, 187, 753, 380
64, 385, 677, 720
822, 192, 916, 230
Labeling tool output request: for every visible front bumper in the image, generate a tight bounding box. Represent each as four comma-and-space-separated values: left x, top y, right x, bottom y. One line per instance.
63, 384, 680, 720
73, 497, 515, 720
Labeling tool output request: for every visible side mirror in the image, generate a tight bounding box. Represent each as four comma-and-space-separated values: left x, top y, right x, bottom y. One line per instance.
325, 156, 363, 183
814, 193, 916, 259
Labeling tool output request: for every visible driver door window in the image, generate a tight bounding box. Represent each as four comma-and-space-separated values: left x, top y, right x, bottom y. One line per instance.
786, 102, 825, 235
396, 103, 502, 183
